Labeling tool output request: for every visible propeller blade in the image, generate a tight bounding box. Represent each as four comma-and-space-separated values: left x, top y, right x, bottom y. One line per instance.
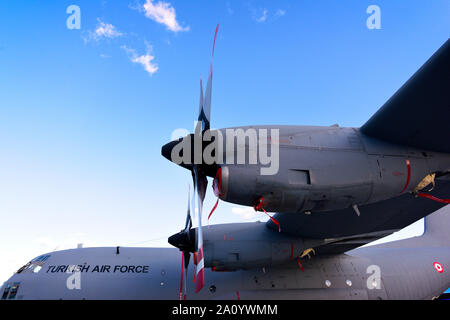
208, 167, 223, 221
195, 243, 205, 293
184, 186, 192, 234
196, 78, 205, 134
179, 251, 185, 300
199, 78, 204, 116
182, 251, 190, 300
193, 166, 208, 205
177, 187, 194, 300
198, 24, 219, 132
192, 166, 207, 293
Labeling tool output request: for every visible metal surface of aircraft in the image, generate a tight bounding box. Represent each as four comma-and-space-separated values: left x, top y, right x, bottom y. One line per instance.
1, 28, 449, 300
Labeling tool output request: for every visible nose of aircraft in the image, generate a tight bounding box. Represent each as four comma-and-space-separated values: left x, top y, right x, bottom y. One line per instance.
161, 136, 218, 177
161, 139, 180, 162
168, 229, 195, 252
161, 137, 199, 174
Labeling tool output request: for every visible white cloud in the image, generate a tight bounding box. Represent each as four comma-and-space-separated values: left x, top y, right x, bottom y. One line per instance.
232, 206, 258, 221
254, 8, 268, 23
122, 45, 159, 76
95, 20, 123, 38
226, 1, 233, 15
85, 19, 123, 43
275, 9, 286, 18
250, 7, 286, 23
141, 0, 189, 32
131, 53, 159, 75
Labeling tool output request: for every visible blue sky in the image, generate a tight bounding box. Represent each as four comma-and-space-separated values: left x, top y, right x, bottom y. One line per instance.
0, 0, 449, 285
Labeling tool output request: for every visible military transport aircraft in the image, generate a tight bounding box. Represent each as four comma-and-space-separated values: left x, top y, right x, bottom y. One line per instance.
1, 28, 449, 300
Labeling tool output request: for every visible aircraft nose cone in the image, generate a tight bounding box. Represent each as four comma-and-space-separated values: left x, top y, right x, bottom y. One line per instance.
161, 136, 217, 177
168, 230, 195, 252
161, 139, 180, 162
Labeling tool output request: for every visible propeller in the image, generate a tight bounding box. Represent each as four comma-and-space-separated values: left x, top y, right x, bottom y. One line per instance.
170, 187, 194, 300
168, 24, 220, 295
191, 24, 220, 293
196, 23, 219, 134
192, 166, 207, 293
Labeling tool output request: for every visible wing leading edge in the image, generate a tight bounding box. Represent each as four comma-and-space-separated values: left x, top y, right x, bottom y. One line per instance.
360, 39, 450, 153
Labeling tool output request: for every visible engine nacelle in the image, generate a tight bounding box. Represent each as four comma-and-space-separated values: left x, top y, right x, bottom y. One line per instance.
202, 223, 325, 271
213, 126, 449, 214
216, 163, 374, 214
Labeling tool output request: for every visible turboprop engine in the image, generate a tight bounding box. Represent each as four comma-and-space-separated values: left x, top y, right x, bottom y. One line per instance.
163, 125, 450, 214
169, 222, 327, 271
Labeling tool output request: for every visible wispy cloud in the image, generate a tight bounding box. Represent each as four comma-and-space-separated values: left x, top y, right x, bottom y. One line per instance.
85, 19, 123, 42
139, 0, 189, 33
122, 45, 159, 76
254, 8, 268, 23
232, 207, 256, 220
231, 206, 271, 222
95, 20, 123, 38
250, 7, 287, 23
85, 19, 123, 41
226, 1, 233, 15
275, 9, 286, 18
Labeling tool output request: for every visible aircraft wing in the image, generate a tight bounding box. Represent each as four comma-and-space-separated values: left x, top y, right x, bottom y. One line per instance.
267, 176, 450, 240
360, 39, 450, 153
310, 230, 396, 256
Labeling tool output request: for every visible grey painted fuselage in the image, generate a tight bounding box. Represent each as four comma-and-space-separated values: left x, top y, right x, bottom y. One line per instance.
2, 206, 449, 300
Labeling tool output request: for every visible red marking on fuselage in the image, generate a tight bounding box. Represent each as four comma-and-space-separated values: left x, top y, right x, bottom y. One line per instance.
400, 159, 411, 193
269, 136, 290, 145
297, 258, 304, 272
434, 262, 444, 273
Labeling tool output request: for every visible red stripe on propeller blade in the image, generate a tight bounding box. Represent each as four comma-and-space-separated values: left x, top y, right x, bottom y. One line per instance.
179, 252, 184, 301
210, 24, 219, 77
195, 267, 205, 293
195, 247, 205, 293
